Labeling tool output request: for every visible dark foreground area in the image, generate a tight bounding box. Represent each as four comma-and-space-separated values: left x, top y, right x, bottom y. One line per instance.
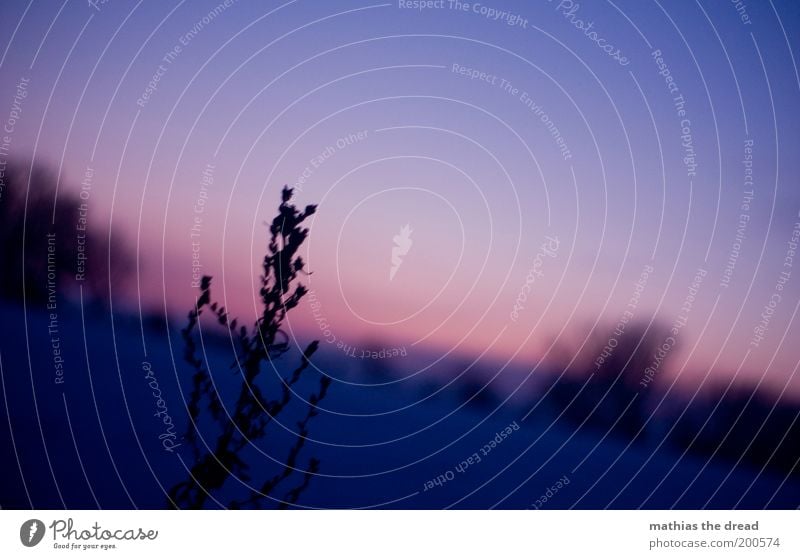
1, 301, 797, 509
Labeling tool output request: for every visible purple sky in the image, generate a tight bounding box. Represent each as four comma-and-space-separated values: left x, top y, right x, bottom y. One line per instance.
2, 0, 800, 395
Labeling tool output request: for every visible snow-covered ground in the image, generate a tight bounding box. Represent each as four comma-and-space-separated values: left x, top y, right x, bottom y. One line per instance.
1, 300, 797, 509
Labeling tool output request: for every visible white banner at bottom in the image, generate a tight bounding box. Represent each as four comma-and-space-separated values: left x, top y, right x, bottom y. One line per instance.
1, 510, 797, 558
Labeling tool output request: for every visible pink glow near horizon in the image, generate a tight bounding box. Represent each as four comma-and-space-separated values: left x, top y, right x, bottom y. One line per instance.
3, 1, 800, 397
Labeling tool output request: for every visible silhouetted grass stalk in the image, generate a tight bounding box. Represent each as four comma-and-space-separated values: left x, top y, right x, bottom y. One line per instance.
169, 187, 330, 509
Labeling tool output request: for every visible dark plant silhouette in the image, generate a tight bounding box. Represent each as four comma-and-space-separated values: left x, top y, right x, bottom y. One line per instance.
168, 186, 330, 509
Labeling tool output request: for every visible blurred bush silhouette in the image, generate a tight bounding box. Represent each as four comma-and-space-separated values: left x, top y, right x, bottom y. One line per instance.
545, 322, 671, 440
667, 385, 800, 477
0, 162, 131, 304
542, 320, 800, 477
169, 186, 331, 509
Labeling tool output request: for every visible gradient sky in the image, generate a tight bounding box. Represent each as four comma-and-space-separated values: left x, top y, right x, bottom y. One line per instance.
2, 0, 800, 395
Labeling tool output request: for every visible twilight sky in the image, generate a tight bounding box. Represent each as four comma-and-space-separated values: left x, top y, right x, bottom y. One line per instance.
2, 0, 800, 395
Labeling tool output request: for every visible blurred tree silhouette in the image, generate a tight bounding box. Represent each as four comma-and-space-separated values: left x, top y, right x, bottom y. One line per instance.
0, 162, 131, 304
169, 186, 331, 509
543, 321, 800, 476
547, 322, 671, 439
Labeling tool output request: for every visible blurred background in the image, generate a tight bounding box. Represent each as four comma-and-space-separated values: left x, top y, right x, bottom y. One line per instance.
0, 0, 799, 509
